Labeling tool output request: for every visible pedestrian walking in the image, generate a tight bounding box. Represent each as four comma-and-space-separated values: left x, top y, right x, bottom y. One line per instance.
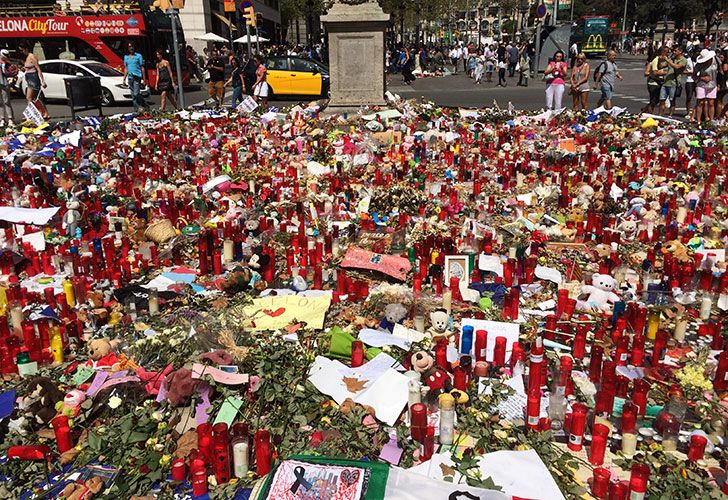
206, 49, 226, 107
402, 46, 416, 84
122, 41, 146, 112
449, 46, 460, 75
694, 48, 718, 124
569, 40, 579, 68
18, 41, 48, 118
643, 46, 669, 114
518, 50, 531, 87
594, 50, 623, 110
225, 58, 245, 109
186, 46, 203, 83
154, 49, 179, 112
507, 42, 519, 77
497, 57, 507, 87
569, 53, 590, 111
473, 51, 485, 84
251, 55, 270, 108
0, 49, 16, 127
485, 45, 495, 82
659, 46, 687, 117
544, 50, 567, 110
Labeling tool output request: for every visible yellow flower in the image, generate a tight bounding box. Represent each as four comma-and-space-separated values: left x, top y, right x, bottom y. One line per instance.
159, 454, 171, 466
145, 437, 158, 448
158, 422, 167, 431
320, 416, 331, 427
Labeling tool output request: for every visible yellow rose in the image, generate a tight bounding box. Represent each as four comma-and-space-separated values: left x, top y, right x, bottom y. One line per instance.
159, 454, 171, 466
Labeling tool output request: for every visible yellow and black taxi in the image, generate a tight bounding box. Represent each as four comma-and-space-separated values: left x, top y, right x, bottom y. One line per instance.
244, 56, 329, 98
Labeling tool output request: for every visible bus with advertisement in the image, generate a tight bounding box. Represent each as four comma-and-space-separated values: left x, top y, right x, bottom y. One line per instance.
0, 0, 188, 87
571, 15, 609, 58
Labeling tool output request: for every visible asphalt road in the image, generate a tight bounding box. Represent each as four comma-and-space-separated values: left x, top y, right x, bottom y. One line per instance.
7, 55, 662, 121
386, 54, 669, 116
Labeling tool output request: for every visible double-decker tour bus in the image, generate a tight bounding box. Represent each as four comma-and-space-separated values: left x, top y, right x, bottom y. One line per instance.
0, 0, 188, 87
571, 15, 609, 58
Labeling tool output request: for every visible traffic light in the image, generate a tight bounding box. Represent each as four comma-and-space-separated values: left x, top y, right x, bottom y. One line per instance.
243, 6, 256, 26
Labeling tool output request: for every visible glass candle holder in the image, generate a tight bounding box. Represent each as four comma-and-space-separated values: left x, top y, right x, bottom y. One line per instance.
687, 434, 707, 462
628, 463, 650, 499
592, 467, 611, 499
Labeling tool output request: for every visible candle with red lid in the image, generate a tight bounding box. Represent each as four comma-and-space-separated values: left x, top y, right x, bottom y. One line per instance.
254, 429, 272, 476
568, 403, 588, 451
628, 463, 650, 500
351, 340, 364, 368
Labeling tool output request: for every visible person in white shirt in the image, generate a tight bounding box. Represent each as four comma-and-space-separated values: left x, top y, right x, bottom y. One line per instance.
684, 49, 696, 120
450, 46, 460, 74
0, 49, 15, 127
569, 41, 578, 67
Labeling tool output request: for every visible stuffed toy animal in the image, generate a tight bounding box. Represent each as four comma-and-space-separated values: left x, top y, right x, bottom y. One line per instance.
379, 303, 407, 332
247, 250, 271, 272
576, 274, 621, 313
22, 377, 64, 427
662, 239, 691, 263
85, 339, 120, 371
410, 350, 452, 401
164, 367, 198, 407
617, 218, 638, 241
218, 266, 254, 295
62, 197, 83, 238
61, 476, 105, 500
55, 389, 86, 419
427, 309, 451, 341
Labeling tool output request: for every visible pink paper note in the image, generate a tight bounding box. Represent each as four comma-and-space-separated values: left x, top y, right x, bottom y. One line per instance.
379, 435, 403, 465
191, 363, 249, 385
341, 247, 411, 281
195, 383, 212, 425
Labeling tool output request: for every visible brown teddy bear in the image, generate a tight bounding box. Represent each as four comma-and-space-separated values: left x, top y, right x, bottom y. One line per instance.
22, 377, 65, 427
84, 338, 121, 371
61, 476, 105, 500
164, 368, 198, 407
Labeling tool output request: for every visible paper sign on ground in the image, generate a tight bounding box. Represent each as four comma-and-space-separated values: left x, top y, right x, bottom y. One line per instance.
478, 254, 503, 276
191, 363, 249, 385
213, 396, 244, 426
392, 323, 426, 343
236, 95, 258, 113
243, 294, 332, 331
340, 247, 411, 281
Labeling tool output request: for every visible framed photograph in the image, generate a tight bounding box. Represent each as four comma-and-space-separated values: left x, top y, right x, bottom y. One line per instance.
444, 255, 471, 285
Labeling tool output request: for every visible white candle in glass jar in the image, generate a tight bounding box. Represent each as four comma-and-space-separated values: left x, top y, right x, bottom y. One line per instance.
700, 296, 712, 320
223, 239, 234, 263
233, 441, 249, 478
622, 432, 637, 457
676, 207, 687, 224
673, 316, 688, 342
443, 291, 452, 314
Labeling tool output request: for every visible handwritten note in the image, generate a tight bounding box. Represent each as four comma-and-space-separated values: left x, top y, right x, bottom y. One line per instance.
213, 396, 244, 426
191, 363, 249, 385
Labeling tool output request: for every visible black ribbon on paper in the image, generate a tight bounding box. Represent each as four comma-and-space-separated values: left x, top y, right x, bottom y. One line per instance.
290, 465, 312, 494
449, 492, 480, 500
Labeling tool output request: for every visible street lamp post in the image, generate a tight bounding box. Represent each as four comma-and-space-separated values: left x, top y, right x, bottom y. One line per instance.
621, 0, 628, 50
415, 0, 421, 46
167, 6, 185, 108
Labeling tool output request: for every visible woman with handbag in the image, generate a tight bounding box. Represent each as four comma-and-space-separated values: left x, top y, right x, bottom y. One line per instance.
694, 48, 718, 124
544, 50, 568, 111
569, 53, 590, 111
18, 41, 48, 119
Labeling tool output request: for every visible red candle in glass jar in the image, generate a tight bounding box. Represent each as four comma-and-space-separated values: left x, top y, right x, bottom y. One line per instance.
592, 467, 611, 499
409, 403, 427, 442
632, 379, 649, 416
197, 423, 213, 464
687, 434, 707, 462
631, 334, 645, 366
651, 329, 668, 366
621, 402, 637, 434
713, 350, 728, 391
254, 429, 272, 476
191, 468, 207, 496
434, 338, 448, 369
610, 478, 629, 498
453, 366, 467, 390
212, 423, 231, 484
588, 345, 603, 383
526, 392, 541, 430
474, 329, 488, 362
351, 340, 364, 368
628, 463, 650, 499
568, 403, 588, 451
493, 336, 507, 367
588, 423, 609, 465
51, 415, 73, 453
171, 458, 186, 481
572, 327, 587, 359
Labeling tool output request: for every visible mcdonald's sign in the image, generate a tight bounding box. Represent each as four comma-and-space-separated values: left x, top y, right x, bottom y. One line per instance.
584, 34, 605, 53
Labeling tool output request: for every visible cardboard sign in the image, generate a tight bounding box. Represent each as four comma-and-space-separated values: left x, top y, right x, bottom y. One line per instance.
236, 95, 258, 113
244, 294, 332, 331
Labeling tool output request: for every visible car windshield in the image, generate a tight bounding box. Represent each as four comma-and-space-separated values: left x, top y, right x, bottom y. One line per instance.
81, 62, 123, 77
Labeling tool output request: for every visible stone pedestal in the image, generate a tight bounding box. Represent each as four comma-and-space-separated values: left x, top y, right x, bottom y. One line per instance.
322, 1, 390, 109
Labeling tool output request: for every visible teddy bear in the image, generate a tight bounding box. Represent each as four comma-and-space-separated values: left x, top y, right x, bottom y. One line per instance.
662, 240, 691, 263
85, 339, 121, 371
427, 309, 452, 342
380, 303, 407, 332
22, 377, 65, 427
411, 350, 452, 401
576, 274, 621, 313
61, 476, 105, 500
218, 266, 255, 295
617, 218, 638, 241
248, 249, 271, 273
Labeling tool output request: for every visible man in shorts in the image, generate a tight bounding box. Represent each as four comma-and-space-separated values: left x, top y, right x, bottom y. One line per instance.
593, 50, 623, 109
659, 45, 687, 117
206, 49, 226, 107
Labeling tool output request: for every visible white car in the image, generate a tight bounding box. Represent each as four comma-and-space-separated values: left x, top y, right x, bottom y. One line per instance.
19, 59, 150, 106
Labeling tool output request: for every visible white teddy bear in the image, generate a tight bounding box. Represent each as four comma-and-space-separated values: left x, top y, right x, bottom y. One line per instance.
576, 274, 621, 313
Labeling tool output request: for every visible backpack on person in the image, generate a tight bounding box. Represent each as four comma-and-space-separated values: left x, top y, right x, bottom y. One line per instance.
593, 61, 607, 82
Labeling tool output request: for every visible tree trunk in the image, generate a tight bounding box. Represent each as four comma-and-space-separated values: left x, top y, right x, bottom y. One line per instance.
705, 12, 713, 37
